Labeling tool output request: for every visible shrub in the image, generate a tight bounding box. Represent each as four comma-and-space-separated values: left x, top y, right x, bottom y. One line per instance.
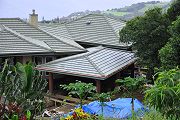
116, 77, 146, 112
60, 81, 96, 108
145, 68, 180, 119
0, 59, 47, 119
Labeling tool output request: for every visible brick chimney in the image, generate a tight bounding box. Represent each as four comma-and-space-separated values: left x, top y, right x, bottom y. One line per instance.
29, 9, 38, 27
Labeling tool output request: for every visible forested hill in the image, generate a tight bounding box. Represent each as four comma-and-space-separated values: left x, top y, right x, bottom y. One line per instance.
105, 1, 170, 20
43, 1, 170, 23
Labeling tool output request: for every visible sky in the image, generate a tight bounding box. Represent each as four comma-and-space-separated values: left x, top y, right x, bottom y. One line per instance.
0, 0, 171, 20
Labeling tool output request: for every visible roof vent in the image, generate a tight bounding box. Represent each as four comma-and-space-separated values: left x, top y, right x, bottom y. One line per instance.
86, 20, 91, 25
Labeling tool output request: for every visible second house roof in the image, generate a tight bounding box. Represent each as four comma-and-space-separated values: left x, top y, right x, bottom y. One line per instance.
0, 18, 85, 54
39, 14, 129, 48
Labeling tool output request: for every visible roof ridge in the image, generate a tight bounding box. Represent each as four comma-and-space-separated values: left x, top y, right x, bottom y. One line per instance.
84, 54, 105, 78
0, 18, 20, 20
37, 46, 104, 66
2, 25, 53, 52
104, 15, 126, 23
104, 16, 131, 46
104, 46, 134, 53
103, 16, 130, 46
39, 26, 85, 50
64, 24, 77, 43
17, 18, 85, 51
39, 52, 87, 66
103, 15, 121, 40
65, 14, 104, 24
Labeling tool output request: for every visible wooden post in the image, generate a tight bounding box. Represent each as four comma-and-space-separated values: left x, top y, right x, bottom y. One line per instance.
130, 64, 135, 78
96, 80, 101, 93
48, 72, 54, 94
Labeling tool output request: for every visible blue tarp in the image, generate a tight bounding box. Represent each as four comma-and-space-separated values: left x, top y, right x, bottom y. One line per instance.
82, 98, 147, 119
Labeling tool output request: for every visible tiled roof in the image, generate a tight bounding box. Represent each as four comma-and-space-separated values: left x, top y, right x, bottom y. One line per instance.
104, 16, 126, 37
0, 18, 85, 54
39, 23, 72, 40
36, 46, 136, 80
38, 14, 129, 48
38, 23, 84, 50
0, 25, 51, 55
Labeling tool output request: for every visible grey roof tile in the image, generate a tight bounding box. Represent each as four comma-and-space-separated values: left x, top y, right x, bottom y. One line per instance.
0, 18, 85, 54
104, 16, 126, 37
38, 14, 130, 48
36, 46, 136, 80
39, 23, 72, 40
0, 26, 51, 55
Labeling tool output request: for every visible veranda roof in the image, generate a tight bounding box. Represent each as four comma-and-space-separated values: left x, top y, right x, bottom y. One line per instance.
36, 46, 136, 80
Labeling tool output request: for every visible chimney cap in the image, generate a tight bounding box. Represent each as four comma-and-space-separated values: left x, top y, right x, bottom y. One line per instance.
32, 9, 35, 14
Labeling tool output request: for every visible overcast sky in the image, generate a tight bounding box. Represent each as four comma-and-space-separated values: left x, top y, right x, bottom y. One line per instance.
0, 0, 170, 20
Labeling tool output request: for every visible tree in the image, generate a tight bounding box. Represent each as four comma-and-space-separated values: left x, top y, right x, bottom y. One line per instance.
167, 0, 180, 21
116, 77, 145, 113
60, 81, 96, 108
145, 68, 180, 119
159, 16, 180, 69
119, 8, 170, 81
93, 92, 111, 116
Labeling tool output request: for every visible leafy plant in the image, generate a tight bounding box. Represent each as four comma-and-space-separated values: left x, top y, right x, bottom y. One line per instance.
128, 108, 167, 120
145, 68, 180, 119
167, 0, 180, 21
0, 59, 47, 119
93, 92, 111, 116
116, 77, 145, 112
60, 81, 96, 108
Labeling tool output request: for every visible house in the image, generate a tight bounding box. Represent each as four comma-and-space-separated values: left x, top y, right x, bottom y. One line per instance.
0, 10, 136, 93
0, 10, 85, 68
37, 14, 135, 93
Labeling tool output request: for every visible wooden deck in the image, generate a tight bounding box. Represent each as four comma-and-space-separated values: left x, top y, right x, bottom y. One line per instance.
45, 94, 91, 107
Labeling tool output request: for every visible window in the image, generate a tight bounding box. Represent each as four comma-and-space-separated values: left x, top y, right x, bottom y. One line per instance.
34, 57, 43, 65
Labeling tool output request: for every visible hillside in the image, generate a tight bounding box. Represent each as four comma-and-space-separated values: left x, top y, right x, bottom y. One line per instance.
104, 1, 170, 20
43, 1, 170, 23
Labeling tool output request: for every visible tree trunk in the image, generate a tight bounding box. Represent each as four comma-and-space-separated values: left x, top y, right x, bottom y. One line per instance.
101, 102, 104, 116
131, 98, 134, 112
131, 97, 135, 119
80, 99, 83, 108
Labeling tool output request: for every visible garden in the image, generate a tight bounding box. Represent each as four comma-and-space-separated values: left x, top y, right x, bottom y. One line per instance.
0, 59, 179, 120
0, 0, 180, 119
